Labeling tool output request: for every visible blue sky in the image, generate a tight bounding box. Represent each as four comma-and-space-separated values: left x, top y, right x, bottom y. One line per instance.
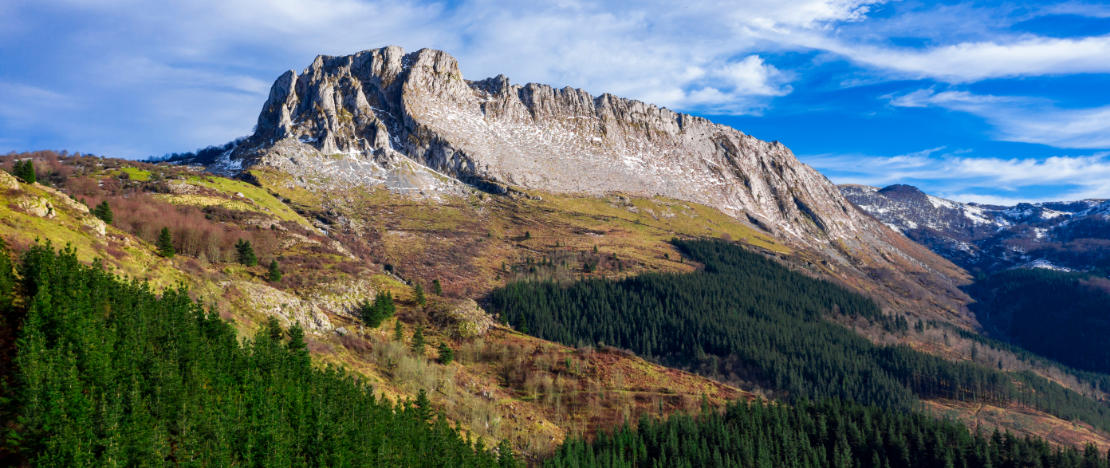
3, 0, 1110, 204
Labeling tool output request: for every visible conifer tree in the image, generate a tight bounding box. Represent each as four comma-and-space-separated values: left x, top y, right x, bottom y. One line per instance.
412, 325, 425, 355
0, 239, 14, 314
235, 239, 257, 266
12, 160, 36, 184
394, 320, 404, 341
432, 279, 443, 296
93, 200, 113, 224
266, 259, 282, 282
414, 283, 426, 306
157, 227, 175, 258
359, 292, 394, 327
437, 342, 454, 364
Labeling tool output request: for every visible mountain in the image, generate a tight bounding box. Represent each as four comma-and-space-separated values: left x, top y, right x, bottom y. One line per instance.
841, 184, 1110, 274
188, 45, 970, 323
7, 41, 1110, 460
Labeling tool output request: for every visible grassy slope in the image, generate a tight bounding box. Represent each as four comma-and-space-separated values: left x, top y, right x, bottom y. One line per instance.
5, 156, 1110, 457
0, 158, 748, 460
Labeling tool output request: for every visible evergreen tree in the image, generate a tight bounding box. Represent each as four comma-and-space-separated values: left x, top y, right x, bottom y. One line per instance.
12, 160, 35, 184
92, 200, 113, 224
157, 227, 175, 258
235, 239, 257, 266
414, 283, 426, 306
266, 259, 282, 282
359, 292, 395, 328
394, 320, 404, 341
432, 279, 443, 296
412, 326, 426, 355
437, 342, 454, 365
498, 439, 519, 468
0, 239, 14, 315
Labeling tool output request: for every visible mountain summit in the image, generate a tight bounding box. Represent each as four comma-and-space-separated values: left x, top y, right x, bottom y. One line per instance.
222, 46, 854, 241
198, 46, 968, 318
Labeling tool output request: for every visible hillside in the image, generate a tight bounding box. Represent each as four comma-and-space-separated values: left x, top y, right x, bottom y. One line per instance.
0, 153, 753, 460
5, 152, 1110, 462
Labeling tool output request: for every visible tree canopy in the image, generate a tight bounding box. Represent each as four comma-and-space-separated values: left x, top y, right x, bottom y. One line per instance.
0, 241, 511, 467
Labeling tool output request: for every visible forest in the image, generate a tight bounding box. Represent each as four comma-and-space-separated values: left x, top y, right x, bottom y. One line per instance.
548, 399, 1110, 468
0, 240, 515, 467
490, 239, 1110, 433
969, 268, 1110, 375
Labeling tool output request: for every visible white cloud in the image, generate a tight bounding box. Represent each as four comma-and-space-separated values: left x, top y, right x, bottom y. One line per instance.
6, 0, 1110, 157
805, 149, 1110, 203
712, 56, 791, 97
837, 35, 1110, 82
890, 88, 1110, 149
4, 0, 893, 156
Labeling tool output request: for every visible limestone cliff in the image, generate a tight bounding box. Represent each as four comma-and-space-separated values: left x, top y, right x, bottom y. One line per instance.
205, 46, 971, 321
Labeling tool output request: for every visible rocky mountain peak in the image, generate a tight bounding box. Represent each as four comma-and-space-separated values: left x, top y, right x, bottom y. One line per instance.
228, 46, 867, 242
200, 46, 970, 319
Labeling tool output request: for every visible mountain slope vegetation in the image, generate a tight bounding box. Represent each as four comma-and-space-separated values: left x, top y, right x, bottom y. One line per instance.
969, 268, 1110, 376
491, 239, 1110, 433
550, 399, 1110, 468
0, 241, 513, 467
5, 151, 1110, 462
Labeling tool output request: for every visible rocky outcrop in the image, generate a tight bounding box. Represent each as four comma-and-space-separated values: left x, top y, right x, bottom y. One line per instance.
0, 171, 20, 190
205, 46, 971, 320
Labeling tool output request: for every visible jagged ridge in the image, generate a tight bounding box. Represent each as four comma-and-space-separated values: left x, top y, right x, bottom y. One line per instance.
210, 45, 970, 321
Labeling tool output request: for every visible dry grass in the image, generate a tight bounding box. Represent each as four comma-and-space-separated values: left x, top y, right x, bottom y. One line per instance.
924, 399, 1110, 451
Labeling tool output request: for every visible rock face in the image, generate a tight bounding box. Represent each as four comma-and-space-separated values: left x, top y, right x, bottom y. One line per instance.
842, 184, 1110, 274
201, 46, 971, 319
227, 47, 874, 243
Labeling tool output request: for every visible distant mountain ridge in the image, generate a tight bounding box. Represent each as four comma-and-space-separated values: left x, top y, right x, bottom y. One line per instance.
841, 184, 1110, 274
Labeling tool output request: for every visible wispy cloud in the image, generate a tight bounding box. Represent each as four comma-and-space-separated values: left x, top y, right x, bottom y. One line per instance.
890, 88, 1110, 149
806, 149, 1110, 203
817, 34, 1110, 82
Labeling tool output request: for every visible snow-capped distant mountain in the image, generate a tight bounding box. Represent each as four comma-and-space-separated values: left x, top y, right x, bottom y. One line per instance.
841, 184, 1110, 274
